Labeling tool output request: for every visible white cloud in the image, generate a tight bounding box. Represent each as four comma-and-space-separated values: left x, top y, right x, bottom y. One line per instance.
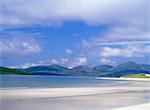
82, 26, 150, 48
0, 37, 41, 58
68, 57, 87, 68
50, 59, 59, 64
142, 45, 150, 55
99, 27, 150, 42
100, 58, 115, 65
50, 58, 69, 65
66, 48, 73, 54
100, 45, 150, 58
75, 57, 87, 65
1, 0, 149, 66
100, 47, 121, 57
0, 0, 148, 28
9, 62, 43, 69
50, 57, 87, 67
61, 58, 69, 63
96, 41, 150, 46
19, 62, 42, 69
10, 56, 88, 68
79, 26, 150, 59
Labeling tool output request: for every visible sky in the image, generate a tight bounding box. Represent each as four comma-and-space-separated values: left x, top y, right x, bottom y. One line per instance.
0, 0, 150, 68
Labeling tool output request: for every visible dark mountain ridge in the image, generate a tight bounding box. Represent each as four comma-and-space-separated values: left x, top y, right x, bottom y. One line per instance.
23, 61, 150, 77
24, 64, 69, 75
101, 62, 150, 77
1, 62, 150, 77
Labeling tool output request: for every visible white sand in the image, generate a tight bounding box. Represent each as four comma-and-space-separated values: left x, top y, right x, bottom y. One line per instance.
112, 103, 150, 110
1, 86, 150, 99
1, 80, 150, 110
97, 77, 150, 81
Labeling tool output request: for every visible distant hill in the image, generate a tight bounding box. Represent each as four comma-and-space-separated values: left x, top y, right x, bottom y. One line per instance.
23, 62, 149, 77
24, 64, 69, 75
64, 66, 93, 76
1, 62, 150, 77
100, 62, 150, 77
93, 65, 113, 76
0, 67, 32, 75
141, 64, 150, 73
111, 62, 147, 73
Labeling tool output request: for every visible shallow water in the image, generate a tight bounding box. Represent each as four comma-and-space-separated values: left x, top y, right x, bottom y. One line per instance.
0, 75, 127, 88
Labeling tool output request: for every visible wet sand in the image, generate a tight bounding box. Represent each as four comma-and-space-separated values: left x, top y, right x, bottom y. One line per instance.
1, 80, 150, 110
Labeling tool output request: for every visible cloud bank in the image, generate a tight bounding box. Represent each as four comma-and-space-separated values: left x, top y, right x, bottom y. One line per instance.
0, 37, 41, 58
1, 0, 148, 28
0, 0, 149, 66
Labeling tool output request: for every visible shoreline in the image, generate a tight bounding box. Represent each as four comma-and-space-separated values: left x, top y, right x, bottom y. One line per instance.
1, 78, 149, 99
97, 77, 150, 81
1, 79, 150, 110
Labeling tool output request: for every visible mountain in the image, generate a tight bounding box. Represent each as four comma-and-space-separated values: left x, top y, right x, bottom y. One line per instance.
93, 65, 113, 76
64, 66, 93, 76
111, 62, 147, 73
24, 64, 69, 75
17, 62, 150, 77
1, 62, 150, 77
0, 67, 32, 75
141, 64, 150, 73
100, 62, 150, 77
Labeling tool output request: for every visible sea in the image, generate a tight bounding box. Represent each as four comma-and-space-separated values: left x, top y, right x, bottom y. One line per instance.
0, 75, 127, 88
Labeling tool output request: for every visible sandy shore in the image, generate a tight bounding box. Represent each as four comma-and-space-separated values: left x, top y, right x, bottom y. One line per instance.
1, 80, 150, 110
1, 86, 150, 99
112, 103, 150, 110
97, 77, 150, 81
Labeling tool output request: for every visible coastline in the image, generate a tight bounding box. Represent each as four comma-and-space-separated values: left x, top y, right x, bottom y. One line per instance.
97, 77, 150, 81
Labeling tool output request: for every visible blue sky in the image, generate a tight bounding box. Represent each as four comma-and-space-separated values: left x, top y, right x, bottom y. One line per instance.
0, 0, 150, 68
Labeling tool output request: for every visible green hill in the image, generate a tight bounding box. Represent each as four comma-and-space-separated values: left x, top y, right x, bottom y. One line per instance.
122, 74, 150, 78
0, 67, 32, 75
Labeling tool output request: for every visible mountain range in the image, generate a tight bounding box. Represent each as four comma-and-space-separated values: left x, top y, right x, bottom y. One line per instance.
0, 62, 150, 77
23, 61, 150, 77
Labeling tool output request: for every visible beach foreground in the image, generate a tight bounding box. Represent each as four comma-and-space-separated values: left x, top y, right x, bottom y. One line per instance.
112, 103, 150, 110
1, 80, 150, 110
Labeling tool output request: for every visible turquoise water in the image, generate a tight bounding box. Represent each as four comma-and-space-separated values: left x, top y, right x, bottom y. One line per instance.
0, 75, 126, 88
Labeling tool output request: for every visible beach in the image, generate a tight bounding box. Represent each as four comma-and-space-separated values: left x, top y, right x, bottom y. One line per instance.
1, 0, 149, 109
1, 79, 150, 110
